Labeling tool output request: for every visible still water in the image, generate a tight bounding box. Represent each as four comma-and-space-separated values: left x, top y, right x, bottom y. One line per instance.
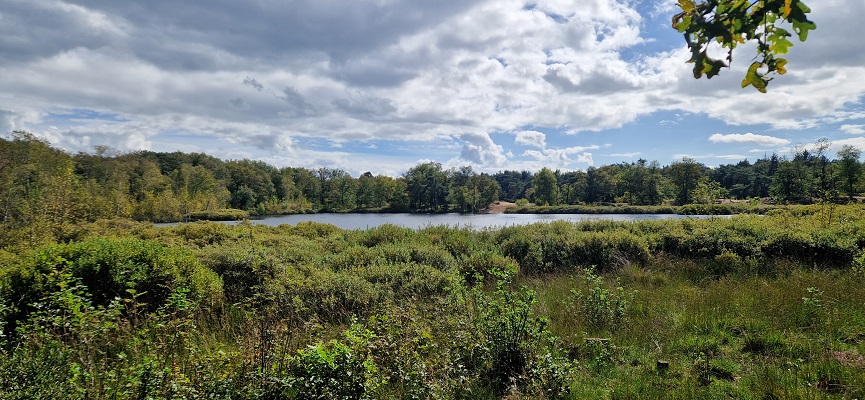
191, 213, 719, 230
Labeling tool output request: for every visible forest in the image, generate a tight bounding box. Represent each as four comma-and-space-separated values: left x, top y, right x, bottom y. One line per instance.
2, 131, 865, 399
2, 132, 863, 231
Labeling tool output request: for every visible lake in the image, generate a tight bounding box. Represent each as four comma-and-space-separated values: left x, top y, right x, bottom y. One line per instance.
176, 213, 723, 230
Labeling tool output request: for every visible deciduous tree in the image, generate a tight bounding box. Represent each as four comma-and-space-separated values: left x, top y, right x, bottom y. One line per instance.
673, 0, 815, 92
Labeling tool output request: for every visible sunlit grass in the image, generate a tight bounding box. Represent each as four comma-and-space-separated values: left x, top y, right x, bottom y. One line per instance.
2, 210, 865, 398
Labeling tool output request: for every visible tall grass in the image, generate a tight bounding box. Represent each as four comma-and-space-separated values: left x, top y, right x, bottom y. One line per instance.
2, 207, 865, 398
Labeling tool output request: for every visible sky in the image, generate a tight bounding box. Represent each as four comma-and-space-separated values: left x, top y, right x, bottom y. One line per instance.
1, 0, 864, 177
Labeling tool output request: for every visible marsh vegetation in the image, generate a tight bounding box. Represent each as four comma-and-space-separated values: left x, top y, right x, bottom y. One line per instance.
2, 205, 865, 399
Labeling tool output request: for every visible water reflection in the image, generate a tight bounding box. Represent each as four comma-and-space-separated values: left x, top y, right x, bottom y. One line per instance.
169, 213, 725, 230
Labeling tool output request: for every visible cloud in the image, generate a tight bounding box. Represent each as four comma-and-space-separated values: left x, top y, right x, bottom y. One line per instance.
458, 132, 507, 167
36, 122, 155, 153
608, 152, 642, 158
832, 137, 865, 151
673, 153, 749, 161
277, 87, 317, 117
0, 1, 128, 63
0, 0, 863, 174
228, 97, 249, 110
522, 145, 598, 168
841, 124, 865, 135
332, 91, 398, 117
242, 77, 264, 91
0, 108, 19, 133
779, 137, 865, 157
514, 130, 546, 148
709, 133, 790, 146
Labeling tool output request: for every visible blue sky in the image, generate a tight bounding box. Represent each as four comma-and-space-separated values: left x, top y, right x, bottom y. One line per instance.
1, 0, 864, 176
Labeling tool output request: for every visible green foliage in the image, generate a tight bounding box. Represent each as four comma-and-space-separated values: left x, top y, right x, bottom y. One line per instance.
498, 221, 650, 273
472, 269, 571, 397
3, 212, 865, 398
507, 204, 677, 214
571, 268, 636, 333
673, 0, 816, 91
186, 208, 249, 221
667, 157, 706, 205
460, 250, 519, 285
1, 238, 222, 339
532, 167, 560, 206
284, 328, 378, 399
404, 162, 449, 212
447, 167, 501, 213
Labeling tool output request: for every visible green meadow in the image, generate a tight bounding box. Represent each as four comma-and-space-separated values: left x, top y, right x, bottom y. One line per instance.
2, 206, 865, 399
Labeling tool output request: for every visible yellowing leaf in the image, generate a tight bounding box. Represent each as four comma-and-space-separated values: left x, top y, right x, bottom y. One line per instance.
741, 62, 768, 93
776, 58, 788, 74
678, 0, 694, 13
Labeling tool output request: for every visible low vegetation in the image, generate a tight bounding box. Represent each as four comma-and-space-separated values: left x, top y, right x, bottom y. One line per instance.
2, 207, 865, 398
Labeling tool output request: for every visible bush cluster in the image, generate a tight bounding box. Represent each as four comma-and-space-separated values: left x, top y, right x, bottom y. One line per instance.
2, 208, 865, 398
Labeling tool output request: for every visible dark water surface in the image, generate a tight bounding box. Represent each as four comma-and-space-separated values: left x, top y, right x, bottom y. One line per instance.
170, 213, 723, 230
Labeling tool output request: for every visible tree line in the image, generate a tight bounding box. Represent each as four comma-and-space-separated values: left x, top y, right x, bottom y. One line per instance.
2, 131, 863, 229
497, 141, 863, 207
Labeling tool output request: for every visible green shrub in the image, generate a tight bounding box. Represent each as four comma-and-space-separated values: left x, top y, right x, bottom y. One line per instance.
407, 243, 457, 272
352, 262, 453, 298
418, 225, 478, 259
169, 221, 235, 247
198, 243, 282, 303
499, 224, 648, 274
288, 221, 344, 239
284, 328, 378, 399
471, 269, 570, 397
292, 268, 384, 323
460, 250, 519, 285
322, 245, 377, 271
0, 238, 223, 338
186, 208, 249, 222
571, 268, 635, 333
356, 223, 413, 247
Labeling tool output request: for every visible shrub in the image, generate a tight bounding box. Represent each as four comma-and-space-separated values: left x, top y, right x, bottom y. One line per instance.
471, 269, 570, 397
169, 221, 235, 247
288, 221, 343, 239
352, 262, 453, 298
1, 238, 223, 337
284, 327, 378, 399
356, 223, 413, 247
186, 208, 249, 222
570, 268, 635, 333
499, 224, 648, 274
460, 250, 519, 285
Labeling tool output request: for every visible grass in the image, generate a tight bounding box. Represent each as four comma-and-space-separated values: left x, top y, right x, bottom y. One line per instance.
2, 207, 865, 398
526, 266, 865, 398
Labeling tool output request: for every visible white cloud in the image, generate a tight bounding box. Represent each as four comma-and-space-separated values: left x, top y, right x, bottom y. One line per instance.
514, 130, 546, 148
841, 124, 865, 135
832, 137, 865, 151
458, 131, 508, 167
608, 152, 641, 158
0, 0, 863, 173
709, 133, 790, 146
673, 154, 749, 161
521, 145, 598, 168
